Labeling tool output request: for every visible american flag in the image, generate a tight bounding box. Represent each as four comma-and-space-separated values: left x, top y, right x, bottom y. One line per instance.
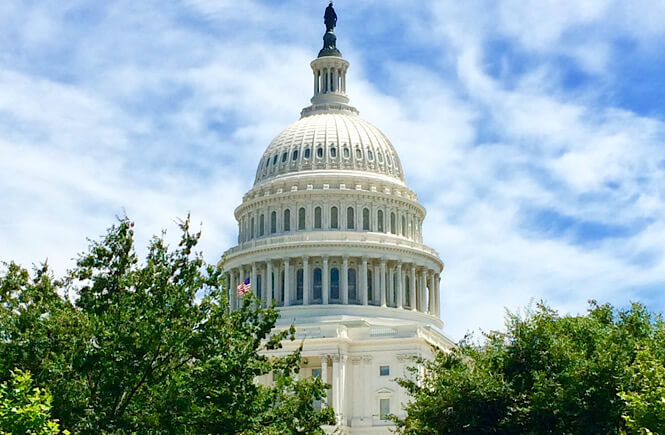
237, 277, 251, 296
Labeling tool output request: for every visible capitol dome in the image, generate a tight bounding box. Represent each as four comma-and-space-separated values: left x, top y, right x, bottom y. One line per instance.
222, 4, 452, 431
254, 112, 406, 186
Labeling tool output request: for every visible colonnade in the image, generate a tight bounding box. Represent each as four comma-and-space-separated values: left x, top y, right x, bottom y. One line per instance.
225, 255, 441, 317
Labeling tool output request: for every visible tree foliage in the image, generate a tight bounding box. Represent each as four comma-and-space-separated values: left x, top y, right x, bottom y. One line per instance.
0, 369, 66, 434
394, 302, 665, 434
0, 217, 334, 434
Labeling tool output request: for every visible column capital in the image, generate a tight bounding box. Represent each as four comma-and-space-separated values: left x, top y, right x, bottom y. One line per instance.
362, 355, 373, 363
351, 356, 362, 365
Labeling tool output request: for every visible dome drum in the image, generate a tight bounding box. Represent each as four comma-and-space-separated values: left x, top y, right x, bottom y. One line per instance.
224, 253, 442, 323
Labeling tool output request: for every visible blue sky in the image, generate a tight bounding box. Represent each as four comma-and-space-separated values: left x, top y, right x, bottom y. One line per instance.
2, 0, 665, 339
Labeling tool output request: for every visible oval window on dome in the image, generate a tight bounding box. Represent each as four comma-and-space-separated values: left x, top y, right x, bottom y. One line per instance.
343, 148, 350, 158
387, 154, 392, 165
330, 147, 337, 158
304, 148, 311, 159
368, 150, 374, 161
272, 155, 278, 165
265, 158, 269, 168
317, 147, 324, 158
282, 152, 288, 163
378, 152, 384, 163
355, 148, 362, 159
292, 150, 299, 161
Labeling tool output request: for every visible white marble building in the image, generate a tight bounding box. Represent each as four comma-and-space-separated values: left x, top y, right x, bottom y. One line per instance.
222, 5, 454, 433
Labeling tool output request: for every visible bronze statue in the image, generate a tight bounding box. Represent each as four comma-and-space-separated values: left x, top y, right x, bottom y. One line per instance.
324, 2, 337, 32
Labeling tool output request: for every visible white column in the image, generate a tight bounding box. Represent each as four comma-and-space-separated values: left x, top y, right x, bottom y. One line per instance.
322, 256, 329, 304
303, 256, 310, 305
436, 274, 441, 317
361, 257, 368, 305
339, 355, 347, 425
351, 357, 361, 424
429, 271, 435, 315
341, 256, 349, 304
373, 263, 380, 304
251, 263, 257, 300
230, 270, 237, 311
332, 356, 340, 422
283, 258, 290, 306
380, 259, 387, 307
363, 356, 372, 421
266, 261, 273, 306
388, 264, 395, 307
321, 356, 329, 407
420, 269, 427, 312
275, 262, 282, 305
396, 262, 403, 309
410, 264, 417, 310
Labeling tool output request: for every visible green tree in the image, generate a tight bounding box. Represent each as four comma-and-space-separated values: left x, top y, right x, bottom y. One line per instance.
394, 302, 665, 434
0, 217, 334, 434
0, 369, 66, 434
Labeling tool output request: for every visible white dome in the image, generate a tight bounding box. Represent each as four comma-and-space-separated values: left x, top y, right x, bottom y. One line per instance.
254, 110, 405, 186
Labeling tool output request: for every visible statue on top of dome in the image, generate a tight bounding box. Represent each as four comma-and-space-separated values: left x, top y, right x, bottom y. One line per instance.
319, 2, 341, 57
324, 2, 337, 33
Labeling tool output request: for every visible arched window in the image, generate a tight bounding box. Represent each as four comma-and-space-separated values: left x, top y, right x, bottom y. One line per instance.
314, 207, 322, 229
330, 147, 337, 158
284, 209, 291, 232
259, 214, 265, 237
304, 148, 311, 159
292, 150, 299, 161
282, 152, 288, 163
367, 270, 373, 304
401, 216, 406, 236
405, 275, 410, 308
317, 147, 324, 158
347, 207, 355, 229
330, 206, 338, 229
348, 268, 357, 303
356, 148, 362, 159
265, 158, 269, 168
313, 268, 322, 301
257, 274, 262, 300
279, 270, 285, 306
250, 217, 255, 239
272, 155, 278, 165
378, 210, 384, 233
270, 211, 277, 234
368, 150, 374, 161
390, 212, 396, 234
343, 147, 350, 158
362, 208, 370, 231
298, 207, 306, 230
330, 268, 340, 300
296, 269, 304, 303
